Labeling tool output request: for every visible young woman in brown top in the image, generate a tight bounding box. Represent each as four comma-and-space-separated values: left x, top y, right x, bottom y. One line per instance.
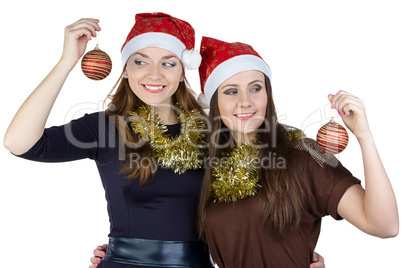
194, 36, 398, 267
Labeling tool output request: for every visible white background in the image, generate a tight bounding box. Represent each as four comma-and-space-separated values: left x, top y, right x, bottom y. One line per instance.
1, 0, 401, 267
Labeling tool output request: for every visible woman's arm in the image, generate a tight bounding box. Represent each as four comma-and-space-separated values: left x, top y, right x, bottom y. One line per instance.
3, 18, 101, 155
332, 91, 399, 238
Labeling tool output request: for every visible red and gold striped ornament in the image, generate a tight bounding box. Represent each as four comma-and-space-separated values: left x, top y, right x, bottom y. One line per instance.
81, 45, 112, 80
316, 119, 348, 154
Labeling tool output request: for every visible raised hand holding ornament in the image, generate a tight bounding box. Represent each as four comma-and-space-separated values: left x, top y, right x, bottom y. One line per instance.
81, 32, 112, 80
316, 91, 372, 155
316, 92, 354, 154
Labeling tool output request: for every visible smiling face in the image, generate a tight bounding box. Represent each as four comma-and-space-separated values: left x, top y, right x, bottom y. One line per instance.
124, 47, 184, 107
217, 70, 268, 143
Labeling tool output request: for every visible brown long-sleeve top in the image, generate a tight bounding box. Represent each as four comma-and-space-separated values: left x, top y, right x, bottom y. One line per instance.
204, 148, 360, 268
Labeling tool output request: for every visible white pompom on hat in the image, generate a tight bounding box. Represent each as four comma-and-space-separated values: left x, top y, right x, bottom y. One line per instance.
182, 49, 202, 70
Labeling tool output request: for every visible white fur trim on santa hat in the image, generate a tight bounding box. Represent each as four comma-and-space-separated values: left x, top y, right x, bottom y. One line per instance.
203, 55, 272, 105
182, 49, 202, 70
121, 32, 186, 69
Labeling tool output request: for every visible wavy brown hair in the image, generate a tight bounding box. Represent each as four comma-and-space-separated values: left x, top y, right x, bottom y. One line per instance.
105, 71, 206, 185
198, 76, 313, 238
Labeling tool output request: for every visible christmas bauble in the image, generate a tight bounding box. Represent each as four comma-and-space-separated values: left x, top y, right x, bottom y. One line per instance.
81, 45, 112, 80
316, 119, 348, 154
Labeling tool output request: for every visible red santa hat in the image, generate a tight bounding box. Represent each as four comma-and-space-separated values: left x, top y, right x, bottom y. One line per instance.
121, 12, 201, 70
198, 36, 272, 107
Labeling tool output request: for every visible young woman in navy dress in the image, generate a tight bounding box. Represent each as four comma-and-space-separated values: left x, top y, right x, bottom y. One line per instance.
4, 12, 213, 268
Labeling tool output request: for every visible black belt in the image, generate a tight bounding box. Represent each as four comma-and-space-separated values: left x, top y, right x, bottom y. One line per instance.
102, 237, 214, 267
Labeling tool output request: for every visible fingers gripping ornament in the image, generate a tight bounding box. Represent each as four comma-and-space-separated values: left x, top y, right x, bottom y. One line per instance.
316, 118, 349, 154
81, 33, 112, 80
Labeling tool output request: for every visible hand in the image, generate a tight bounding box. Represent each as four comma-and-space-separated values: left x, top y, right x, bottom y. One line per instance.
89, 244, 108, 268
328, 90, 372, 142
61, 18, 101, 65
310, 251, 325, 268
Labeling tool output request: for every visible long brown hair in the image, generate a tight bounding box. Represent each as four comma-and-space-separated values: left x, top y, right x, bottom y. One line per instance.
105, 71, 206, 185
198, 76, 312, 238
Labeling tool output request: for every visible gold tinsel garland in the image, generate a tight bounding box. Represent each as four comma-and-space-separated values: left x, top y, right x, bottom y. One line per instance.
211, 142, 261, 203
129, 104, 207, 174
211, 127, 307, 203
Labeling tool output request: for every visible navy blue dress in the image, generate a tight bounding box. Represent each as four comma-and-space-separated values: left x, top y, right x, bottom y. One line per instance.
17, 112, 210, 267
